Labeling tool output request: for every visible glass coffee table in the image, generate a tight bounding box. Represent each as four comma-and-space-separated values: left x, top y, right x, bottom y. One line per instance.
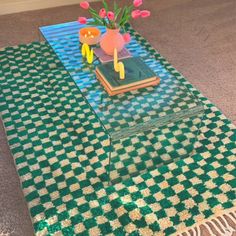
40, 21, 204, 184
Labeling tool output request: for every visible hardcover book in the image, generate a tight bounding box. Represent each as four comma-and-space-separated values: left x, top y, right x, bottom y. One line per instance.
96, 57, 160, 96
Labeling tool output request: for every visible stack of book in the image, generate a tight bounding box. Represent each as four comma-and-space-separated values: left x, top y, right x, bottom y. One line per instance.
95, 51, 160, 96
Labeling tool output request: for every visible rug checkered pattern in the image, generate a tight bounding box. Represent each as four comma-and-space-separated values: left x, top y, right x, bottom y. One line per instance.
40, 22, 205, 183
0, 25, 235, 235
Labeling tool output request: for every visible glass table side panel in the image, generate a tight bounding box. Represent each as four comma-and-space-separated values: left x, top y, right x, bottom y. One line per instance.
40, 21, 204, 139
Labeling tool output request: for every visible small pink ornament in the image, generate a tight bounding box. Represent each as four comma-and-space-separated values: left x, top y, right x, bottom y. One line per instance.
133, 0, 143, 7
107, 11, 115, 21
78, 17, 87, 24
99, 8, 106, 18
140, 10, 151, 18
131, 10, 141, 19
123, 33, 131, 43
80, 1, 90, 9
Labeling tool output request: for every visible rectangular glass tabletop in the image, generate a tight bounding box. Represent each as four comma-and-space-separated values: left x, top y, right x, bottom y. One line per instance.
40, 21, 204, 141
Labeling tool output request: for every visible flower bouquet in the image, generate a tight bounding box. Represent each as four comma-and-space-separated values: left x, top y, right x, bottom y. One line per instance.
78, 0, 151, 55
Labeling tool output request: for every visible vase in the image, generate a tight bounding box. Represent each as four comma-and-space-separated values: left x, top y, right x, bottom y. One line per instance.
100, 28, 126, 56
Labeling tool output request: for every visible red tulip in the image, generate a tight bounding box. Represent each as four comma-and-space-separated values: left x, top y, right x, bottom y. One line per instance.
107, 11, 115, 21
133, 0, 143, 7
99, 8, 106, 18
80, 1, 90, 9
140, 10, 151, 18
78, 17, 87, 24
131, 10, 141, 19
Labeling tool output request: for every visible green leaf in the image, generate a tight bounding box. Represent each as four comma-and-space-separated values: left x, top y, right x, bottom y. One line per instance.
87, 20, 103, 27
89, 10, 99, 18
89, 7, 98, 15
119, 7, 127, 25
118, 4, 133, 27
90, 11, 103, 24
120, 11, 130, 25
103, 0, 109, 12
115, 8, 122, 20
128, 5, 133, 12
114, 1, 118, 12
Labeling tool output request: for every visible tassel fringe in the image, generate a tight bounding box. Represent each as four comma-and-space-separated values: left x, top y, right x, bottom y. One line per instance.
175, 208, 236, 236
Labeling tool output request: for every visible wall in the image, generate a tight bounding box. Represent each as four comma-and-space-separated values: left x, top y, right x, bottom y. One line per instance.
0, 0, 99, 15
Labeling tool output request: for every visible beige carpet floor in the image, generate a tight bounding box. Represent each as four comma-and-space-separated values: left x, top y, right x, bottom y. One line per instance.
0, 0, 235, 235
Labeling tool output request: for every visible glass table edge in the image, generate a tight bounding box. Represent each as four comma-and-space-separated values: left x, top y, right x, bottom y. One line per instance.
39, 23, 205, 142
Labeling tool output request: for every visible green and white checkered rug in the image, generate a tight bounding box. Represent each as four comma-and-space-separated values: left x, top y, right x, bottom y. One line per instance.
0, 28, 236, 235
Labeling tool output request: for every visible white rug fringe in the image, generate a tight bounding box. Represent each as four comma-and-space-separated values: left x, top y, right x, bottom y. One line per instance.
175, 208, 236, 236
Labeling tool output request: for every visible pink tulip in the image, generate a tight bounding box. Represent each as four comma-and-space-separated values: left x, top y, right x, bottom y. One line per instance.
133, 0, 143, 7
123, 33, 131, 43
99, 8, 106, 18
140, 10, 151, 18
80, 1, 90, 9
107, 11, 115, 21
131, 10, 141, 19
78, 17, 87, 24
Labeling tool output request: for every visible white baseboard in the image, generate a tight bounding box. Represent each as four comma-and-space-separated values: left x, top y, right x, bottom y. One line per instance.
0, 0, 100, 15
